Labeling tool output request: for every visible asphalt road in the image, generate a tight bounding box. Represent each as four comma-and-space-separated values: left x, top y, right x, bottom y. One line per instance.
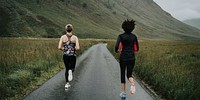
24, 44, 154, 100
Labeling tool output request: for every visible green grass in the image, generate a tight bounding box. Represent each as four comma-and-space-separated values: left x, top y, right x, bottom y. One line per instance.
0, 38, 105, 100
107, 40, 200, 100
1, 38, 200, 100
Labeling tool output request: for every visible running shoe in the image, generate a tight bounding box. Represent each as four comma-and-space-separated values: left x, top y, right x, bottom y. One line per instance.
130, 82, 136, 94
68, 70, 73, 81
120, 93, 126, 98
65, 82, 71, 88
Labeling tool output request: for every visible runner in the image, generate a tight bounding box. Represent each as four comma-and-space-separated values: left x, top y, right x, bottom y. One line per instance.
58, 24, 80, 89
115, 19, 139, 98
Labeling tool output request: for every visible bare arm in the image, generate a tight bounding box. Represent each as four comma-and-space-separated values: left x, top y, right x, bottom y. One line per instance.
75, 36, 80, 50
58, 36, 64, 51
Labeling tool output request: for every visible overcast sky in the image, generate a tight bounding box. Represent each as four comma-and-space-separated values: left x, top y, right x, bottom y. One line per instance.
153, 0, 200, 21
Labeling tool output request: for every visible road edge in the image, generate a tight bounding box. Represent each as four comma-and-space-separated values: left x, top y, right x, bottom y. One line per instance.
132, 73, 164, 100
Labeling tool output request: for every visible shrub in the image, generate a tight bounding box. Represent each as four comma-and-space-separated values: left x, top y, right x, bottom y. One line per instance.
82, 3, 87, 8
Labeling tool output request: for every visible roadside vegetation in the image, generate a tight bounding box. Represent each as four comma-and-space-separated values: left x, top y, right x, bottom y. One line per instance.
107, 40, 200, 100
1, 38, 199, 100
0, 38, 105, 100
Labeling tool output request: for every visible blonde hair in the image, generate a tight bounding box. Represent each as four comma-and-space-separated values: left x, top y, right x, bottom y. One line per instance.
65, 24, 73, 32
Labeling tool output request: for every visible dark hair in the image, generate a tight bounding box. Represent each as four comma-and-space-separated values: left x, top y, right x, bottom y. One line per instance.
122, 19, 136, 33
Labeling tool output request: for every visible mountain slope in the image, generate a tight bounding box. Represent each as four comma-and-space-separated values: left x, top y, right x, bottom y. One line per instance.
0, 0, 200, 39
183, 18, 200, 30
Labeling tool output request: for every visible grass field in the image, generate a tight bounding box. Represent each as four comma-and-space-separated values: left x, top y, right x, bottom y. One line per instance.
0, 38, 105, 100
107, 40, 200, 100
0, 38, 200, 100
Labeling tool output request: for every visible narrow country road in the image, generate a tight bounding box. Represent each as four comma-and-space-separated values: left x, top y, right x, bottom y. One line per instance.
24, 44, 154, 100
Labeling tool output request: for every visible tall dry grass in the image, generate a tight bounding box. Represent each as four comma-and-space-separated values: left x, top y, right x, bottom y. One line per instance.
1, 38, 199, 100
107, 40, 200, 100
0, 38, 103, 99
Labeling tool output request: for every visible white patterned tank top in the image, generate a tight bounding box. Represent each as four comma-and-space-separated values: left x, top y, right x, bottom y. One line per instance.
63, 34, 76, 56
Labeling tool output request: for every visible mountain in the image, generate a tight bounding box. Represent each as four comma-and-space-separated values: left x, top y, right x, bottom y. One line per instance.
0, 0, 200, 39
183, 18, 200, 30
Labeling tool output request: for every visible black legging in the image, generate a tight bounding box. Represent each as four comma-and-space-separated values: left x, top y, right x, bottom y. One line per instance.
120, 60, 135, 83
63, 55, 76, 82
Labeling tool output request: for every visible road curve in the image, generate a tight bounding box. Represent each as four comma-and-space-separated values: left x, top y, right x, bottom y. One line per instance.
24, 44, 154, 100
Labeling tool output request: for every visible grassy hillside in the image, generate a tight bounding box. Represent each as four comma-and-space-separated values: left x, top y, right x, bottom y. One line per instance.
183, 18, 200, 30
1, 0, 200, 39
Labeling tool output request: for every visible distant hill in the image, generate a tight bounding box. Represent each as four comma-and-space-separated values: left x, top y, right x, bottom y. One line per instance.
1, 0, 200, 39
183, 18, 200, 30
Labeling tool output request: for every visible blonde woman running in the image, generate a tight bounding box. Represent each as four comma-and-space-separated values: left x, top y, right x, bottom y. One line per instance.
58, 24, 80, 89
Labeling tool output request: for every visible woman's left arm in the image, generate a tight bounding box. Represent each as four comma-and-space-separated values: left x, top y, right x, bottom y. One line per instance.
58, 36, 64, 51
115, 36, 121, 53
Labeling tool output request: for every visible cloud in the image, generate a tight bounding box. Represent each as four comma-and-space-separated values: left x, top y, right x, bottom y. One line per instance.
172, 9, 200, 21
153, 0, 200, 21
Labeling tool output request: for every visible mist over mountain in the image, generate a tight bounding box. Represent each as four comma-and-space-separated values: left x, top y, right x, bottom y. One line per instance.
0, 0, 200, 39
183, 18, 200, 30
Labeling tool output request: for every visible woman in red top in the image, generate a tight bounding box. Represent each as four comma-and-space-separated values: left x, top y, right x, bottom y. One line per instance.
115, 19, 139, 98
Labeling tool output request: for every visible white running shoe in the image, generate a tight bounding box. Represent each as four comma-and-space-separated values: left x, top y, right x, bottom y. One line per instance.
68, 70, 73, 81
65, 82, 71, 88
130, 82, 136, 94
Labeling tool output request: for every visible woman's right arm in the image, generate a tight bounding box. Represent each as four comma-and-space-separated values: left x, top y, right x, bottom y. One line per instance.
135, 36, 139, 51
75, 36, 80, 50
